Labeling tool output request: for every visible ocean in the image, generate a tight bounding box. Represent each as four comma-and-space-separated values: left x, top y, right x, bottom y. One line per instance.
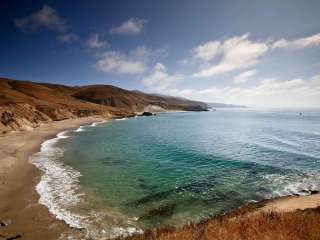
31, 108, 320, 239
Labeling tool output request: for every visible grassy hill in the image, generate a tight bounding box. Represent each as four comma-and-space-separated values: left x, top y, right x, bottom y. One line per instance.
0, 77, 207, 133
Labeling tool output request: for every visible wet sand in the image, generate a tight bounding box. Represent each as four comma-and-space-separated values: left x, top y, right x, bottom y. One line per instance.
0, 116, 107, 240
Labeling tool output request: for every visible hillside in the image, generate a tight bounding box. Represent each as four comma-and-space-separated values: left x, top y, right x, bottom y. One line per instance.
72, 85, 207, 112
0, 78, 208, 133
206, 102, 247, 108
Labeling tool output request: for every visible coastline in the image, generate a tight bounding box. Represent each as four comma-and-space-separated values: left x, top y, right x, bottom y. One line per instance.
0, 116, 107, 240
0, 115, 319, 240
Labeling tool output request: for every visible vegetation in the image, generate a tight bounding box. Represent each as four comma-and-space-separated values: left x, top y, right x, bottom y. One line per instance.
121, 208, 320, 240
0, 78, 207, 133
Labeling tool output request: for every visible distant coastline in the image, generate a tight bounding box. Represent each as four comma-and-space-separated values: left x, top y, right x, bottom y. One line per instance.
206, 102, 247, 109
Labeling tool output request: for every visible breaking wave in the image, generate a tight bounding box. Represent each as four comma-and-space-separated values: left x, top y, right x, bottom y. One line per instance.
30, 129, 142, 239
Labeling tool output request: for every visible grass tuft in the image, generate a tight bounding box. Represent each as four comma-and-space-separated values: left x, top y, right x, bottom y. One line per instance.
118, 207, 320, 240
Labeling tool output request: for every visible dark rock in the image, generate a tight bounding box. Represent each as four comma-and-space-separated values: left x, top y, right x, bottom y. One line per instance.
98, 157, 125, 166
300, 190, 310, 194
6, 235, 22, 240
0, 219, 12, 227
140, 112, 154, 116
138, 183, 159, 193
139, 203, 177, 220
1, 111, 15, 126
138, 178, 146, 183
128, 189, 174, 207
127, 175, 219, 207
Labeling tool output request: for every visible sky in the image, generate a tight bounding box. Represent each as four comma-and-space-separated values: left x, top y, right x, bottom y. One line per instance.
1, 0, 320, 108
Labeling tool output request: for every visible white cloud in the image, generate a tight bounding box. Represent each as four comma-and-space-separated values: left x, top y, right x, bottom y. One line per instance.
143, 63, 183, 91
233, 70, 257, 84
95, 46, 168, 75
188, 32, 320, 79
96, 47, 149, 75
87, 34, 108, 48
96, 52, 145, 75
310, 74, 320, 86
15, 5, 67, 33
192, 34, 268, 78
110, 18, 147, 35
57, 33, 79, 43
272, 33, 320, 49
130, 46, 150, 60
191, 41, 221, 61
166, 74, 320, 108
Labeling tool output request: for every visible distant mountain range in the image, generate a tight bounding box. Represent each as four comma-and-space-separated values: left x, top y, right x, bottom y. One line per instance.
0, 77, 207, 133
206, 102, 247, 108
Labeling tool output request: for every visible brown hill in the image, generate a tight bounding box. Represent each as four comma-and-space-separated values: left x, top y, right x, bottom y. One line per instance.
0, 78, 207, 133
72, 85, 207, 112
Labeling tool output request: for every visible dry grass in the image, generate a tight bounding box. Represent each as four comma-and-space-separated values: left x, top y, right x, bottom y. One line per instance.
121, 207, 320, 240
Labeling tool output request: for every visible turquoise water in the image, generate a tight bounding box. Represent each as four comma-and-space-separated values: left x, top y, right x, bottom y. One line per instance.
33, 109, 320, 238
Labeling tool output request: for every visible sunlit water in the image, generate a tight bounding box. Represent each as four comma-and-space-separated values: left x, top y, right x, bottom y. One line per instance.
31, 108, 320, 238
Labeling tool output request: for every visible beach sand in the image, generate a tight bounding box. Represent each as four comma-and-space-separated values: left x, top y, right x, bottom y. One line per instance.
261, 193, 320, 213
0, 116, 107, 240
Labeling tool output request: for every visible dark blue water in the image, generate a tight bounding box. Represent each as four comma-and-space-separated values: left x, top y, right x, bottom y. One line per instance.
33, 108, 320, 238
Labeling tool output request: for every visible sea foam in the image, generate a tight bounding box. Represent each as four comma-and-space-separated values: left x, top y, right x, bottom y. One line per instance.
30, 129, 142, 239
115, 118, 127, 121
263, 171, 320, 198
90, 120, 109, 127
75, 126, 86, 132
30, 131, 87, 229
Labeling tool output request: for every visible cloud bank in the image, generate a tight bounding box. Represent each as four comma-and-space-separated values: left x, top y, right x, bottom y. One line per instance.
192, 34, 268, 78
143, 63, 183, 91
167, 74, 320, 108
233, 70, 257, 84
96, 47, 149, 75
272, 33, 320, 49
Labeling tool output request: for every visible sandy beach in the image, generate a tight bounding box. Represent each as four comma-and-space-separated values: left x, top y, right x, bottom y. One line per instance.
0, 116, 107, 240
261, 193, 320, 213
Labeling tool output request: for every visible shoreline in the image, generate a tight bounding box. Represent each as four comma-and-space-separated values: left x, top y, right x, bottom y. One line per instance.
0, 116, 107, 240
1, 116, 320, 239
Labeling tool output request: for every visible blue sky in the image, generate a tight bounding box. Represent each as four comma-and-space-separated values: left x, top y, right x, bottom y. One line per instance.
1, 0, 320, 107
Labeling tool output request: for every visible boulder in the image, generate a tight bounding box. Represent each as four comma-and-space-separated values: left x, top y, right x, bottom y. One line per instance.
140, 112, 155, 116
